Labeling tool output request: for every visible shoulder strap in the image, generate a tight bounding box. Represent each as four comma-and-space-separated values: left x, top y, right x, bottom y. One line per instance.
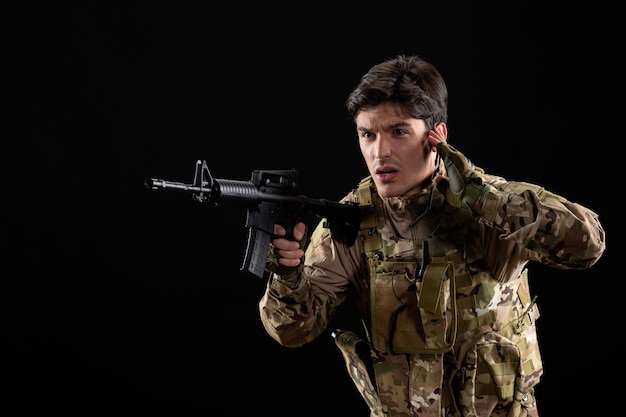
352, 176, 384, 253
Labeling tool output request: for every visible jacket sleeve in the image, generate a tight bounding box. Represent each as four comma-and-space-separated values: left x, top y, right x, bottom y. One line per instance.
474, 173, 606, 270
259, 218, 363, 348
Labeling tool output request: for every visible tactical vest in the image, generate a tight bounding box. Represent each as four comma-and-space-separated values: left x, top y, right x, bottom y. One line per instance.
333, 177, 543, 417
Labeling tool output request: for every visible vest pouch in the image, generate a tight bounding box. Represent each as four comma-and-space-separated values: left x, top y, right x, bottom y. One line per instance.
332, 330, 384, 416
418, 262, 457, 352
457, 331, 527, 416
370, 261, 456, 354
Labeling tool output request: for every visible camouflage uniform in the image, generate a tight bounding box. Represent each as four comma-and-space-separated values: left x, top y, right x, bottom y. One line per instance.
259, 162, 605, 416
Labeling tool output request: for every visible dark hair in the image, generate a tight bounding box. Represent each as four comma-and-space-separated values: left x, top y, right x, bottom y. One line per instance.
346, 55, 448, 130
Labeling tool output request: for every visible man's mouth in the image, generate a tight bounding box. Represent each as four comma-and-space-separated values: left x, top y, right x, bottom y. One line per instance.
375, 165, 397, 174
375, 167, 398, 181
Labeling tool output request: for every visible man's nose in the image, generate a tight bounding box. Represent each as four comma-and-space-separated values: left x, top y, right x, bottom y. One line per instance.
374, 136, 392, 158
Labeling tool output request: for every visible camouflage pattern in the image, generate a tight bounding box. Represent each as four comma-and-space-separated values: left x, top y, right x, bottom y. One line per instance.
332, 330, 385, 416
348, 181, 544, 416
259, 147, 605, 416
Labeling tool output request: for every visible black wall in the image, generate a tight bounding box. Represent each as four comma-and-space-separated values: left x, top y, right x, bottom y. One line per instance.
9, 2, 618, 415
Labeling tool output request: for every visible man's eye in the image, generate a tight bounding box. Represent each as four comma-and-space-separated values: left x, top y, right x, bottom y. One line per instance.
394, 129, 407, 135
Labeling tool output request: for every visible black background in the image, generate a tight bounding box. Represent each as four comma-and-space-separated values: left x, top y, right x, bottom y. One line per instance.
9, 2, 619, 415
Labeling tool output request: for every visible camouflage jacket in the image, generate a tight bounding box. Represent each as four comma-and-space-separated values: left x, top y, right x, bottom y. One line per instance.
259, 167, 605, 416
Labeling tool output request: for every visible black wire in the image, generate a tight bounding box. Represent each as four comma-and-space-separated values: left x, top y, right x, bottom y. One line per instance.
409, 149, 441, 228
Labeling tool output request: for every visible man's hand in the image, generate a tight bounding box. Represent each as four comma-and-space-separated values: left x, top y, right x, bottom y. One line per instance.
265, 222, 307, 277
431, 139, 484, 213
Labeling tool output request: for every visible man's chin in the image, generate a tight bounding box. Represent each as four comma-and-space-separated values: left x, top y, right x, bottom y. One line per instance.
375, 183, 399, 198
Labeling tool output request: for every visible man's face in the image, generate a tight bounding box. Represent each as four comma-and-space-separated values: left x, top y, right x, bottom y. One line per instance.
356, 102, 439, 198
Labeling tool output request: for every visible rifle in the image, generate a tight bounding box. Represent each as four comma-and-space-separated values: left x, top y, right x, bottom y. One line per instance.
145, 160, 362, 279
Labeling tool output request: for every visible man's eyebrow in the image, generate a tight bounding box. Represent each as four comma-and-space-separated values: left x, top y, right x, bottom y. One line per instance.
356, 121, 411, 132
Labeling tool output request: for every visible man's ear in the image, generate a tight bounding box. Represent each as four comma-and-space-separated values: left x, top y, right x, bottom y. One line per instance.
431, 122, 448, 152
435, 122, 447, 140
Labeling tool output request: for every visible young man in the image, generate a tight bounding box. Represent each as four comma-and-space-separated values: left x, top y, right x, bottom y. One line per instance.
259, 54, 605, 416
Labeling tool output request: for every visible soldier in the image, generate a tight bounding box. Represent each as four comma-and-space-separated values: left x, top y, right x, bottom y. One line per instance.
259, 54, 606, 416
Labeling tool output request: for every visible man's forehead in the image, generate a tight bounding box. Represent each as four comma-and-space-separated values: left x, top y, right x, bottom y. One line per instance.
356, 113, 426, 131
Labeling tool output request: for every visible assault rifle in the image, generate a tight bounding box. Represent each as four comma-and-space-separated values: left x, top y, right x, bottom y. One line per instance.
145, 160, 362, 279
